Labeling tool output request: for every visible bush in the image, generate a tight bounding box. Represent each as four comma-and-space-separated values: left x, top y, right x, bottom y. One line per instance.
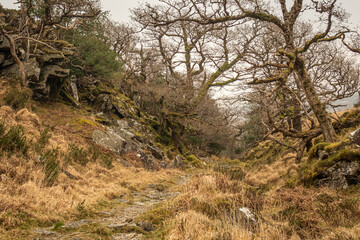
0, 121, 29, 156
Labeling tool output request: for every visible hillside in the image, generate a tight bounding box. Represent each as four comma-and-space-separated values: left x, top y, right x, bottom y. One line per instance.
1, 75, 360, 240
1, 1, 360, 239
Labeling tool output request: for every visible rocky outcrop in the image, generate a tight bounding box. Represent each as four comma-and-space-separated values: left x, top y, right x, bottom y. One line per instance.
92, 116, 170, 170
0, 34, 74, 100
92, 129, 127, 154
169, 155, 184, 170
315, 161, 360, 189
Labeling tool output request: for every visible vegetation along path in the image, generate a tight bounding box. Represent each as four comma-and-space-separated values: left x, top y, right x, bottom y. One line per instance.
31, 175, 190, 240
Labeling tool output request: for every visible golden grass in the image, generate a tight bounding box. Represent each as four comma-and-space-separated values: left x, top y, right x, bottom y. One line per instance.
0, 102, 182, 237
245, 153, 298, 187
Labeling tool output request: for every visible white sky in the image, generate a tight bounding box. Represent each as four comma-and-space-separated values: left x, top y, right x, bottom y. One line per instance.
0, 0, 359, 25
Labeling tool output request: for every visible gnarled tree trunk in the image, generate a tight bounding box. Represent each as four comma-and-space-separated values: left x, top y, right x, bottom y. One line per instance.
295, 56, 336, 142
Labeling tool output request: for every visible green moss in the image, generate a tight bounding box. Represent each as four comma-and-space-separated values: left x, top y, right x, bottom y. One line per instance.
308, 142, 329, 159
76, 118, 97, 126
301, 150, 360, 186
185, 154, 204, 168
324, 139, 350, 153
52, 222, 65, 231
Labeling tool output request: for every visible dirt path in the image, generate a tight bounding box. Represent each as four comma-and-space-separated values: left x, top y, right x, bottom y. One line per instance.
31, 175, 190, 240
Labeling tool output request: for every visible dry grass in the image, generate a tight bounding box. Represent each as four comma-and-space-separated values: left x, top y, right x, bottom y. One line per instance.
145, 170, 360, 240
245, 153, 298, 187
0, 98, 182, 237
144, 172, 291, 240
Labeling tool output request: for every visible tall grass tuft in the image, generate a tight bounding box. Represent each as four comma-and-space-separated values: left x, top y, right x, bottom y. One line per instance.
40, 149, 61, 187
0, 121, 29, 156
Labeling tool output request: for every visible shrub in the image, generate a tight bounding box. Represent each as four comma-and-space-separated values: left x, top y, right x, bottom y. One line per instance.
0, 121, 29, 155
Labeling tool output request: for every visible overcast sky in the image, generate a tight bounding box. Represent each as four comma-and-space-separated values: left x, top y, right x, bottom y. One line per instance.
1, 0, 359, 25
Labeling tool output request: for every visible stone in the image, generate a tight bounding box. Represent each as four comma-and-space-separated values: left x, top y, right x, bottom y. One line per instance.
37, 52, 65, 64
1, 58, 15, 68
70, 75, 79, 102
349, 128, 360, 147
29, 64, 70, 99
113, 104, 128, 118
315, 161, 360, 189
116, 158, 133, 168
0, 36, 10, 50
146, 144, 165, 160
62, 219, 92, 229
112, 126, 136, 141
237, 207, 259, 233
96, 94, 113, 114
98, 211, 112, 216
107, 223, 129, 230
169, 155, 184, 170
92, 129, 127, 154
25, 58, 41, 82
137, 150, 156, 171
33, 229, 57, 236
112, 233, 143, 240
116, 119, 130, 129
318, 150, 329, 160
42, 64, 70, 79
158, 161, 167, 169
1, 62, 18, 76
136, 222, 155, 232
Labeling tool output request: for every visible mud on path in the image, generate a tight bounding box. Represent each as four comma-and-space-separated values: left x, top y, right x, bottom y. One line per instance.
31, 175, 190, 240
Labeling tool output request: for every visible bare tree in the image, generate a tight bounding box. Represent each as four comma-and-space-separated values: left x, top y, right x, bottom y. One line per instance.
132, 0, 261, 110
151, 0, 355, 143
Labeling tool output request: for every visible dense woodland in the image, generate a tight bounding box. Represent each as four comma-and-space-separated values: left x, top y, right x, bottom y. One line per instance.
1, 0, 360, 239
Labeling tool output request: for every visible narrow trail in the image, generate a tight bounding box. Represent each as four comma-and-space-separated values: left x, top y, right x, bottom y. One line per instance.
31, 175, 190, 240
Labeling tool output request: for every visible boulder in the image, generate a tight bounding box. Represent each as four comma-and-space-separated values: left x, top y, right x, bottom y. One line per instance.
315, 161, 360, 189
169, 155, 184, 170
146, 144, 165, 160
137, 150, 156, 171
1, 56, 15, 68
113, 104, 128, 118
116, 158, 133, 168
95, 94, 113, 114
25, 58, 41, 82
136, 222, 155, 232
42, 64, 70, 79
349, 128, 360, 147
92, 129, 127, 154
29, 64, 70, 99
0, 36, 10, 50
1, 57, 40, 83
